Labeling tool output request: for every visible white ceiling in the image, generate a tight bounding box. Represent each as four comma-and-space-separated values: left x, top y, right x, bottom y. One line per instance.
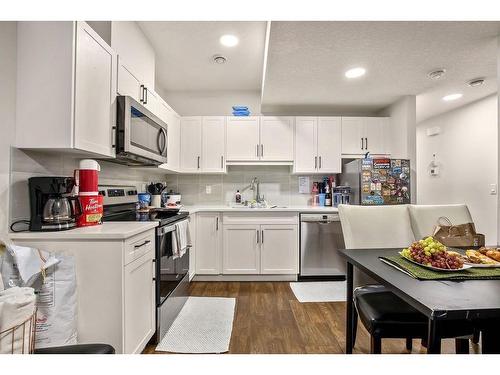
138, 21, 267, 91
137, 21, 499, 121
261, 21, 500, 119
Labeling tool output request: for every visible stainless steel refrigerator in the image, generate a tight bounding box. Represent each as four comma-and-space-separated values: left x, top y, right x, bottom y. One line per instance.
341, 158, 411, 205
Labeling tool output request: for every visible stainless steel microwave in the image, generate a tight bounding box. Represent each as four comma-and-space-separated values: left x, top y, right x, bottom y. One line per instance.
115, 96, 168, 166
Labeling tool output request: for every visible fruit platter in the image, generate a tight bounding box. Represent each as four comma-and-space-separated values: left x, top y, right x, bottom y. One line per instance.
400, 237, 472, 271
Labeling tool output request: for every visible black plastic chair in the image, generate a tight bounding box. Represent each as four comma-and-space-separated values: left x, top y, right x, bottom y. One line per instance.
352, 285, 474, 354
34, 343, 115, 354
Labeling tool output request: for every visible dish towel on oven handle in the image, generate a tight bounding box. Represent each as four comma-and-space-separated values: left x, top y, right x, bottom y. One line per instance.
172, 220, 192, 259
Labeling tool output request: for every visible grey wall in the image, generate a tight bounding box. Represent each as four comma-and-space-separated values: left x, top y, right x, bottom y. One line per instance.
0, 22, 17, 237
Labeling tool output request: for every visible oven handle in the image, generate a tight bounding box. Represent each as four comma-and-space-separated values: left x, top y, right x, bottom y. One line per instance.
157, 219, 189, 235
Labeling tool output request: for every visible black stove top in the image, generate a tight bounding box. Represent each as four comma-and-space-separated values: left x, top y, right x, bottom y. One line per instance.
103, 204, 189, 226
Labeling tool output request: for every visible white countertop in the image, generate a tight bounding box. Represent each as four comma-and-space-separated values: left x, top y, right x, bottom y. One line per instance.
9, 222, 159, 240
182, 205, 339, 214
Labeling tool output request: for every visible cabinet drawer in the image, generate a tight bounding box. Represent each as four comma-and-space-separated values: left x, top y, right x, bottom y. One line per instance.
124, 230, 155, 266
222, 213, 298, 225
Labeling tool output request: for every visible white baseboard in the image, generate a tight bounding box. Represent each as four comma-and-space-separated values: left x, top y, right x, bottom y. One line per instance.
192, 274, 298, 282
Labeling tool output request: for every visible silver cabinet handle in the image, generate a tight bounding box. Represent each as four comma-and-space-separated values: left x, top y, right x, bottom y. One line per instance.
134, 240, 151, 249
216, 216, 219, 231
314, 156, 317, 169
261, 144, 264, 157
111, 126, 116, 148
256, 230, 260, 244
365, 137, 368, 150
220, 155, 224, 169
256, 144, 259, 157
361, 137, 363, 150
319, 156, 322, 169
261, 230, 264, 244
144, 86, 148, 104
140, 84, 145, 103
197, 156, 200, 169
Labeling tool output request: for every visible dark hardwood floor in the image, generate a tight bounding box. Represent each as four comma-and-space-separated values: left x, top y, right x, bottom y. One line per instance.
143, 281, 481, 354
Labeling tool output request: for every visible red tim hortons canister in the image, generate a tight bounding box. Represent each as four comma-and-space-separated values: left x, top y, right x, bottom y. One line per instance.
75, 159, 103, 227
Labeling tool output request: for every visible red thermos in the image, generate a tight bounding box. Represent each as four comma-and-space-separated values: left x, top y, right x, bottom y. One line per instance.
75, 159, 103, 227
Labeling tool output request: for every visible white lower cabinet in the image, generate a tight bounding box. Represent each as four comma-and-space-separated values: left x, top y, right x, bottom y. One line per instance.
261, 225, 298, 274
123, 249, 155, 354
217, 213, 299, 276
195, 213, 222, 274
11, 228, 156, 354
222, 225, 260, 274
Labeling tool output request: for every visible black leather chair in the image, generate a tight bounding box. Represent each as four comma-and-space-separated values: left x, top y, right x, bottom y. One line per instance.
34, 343, 115, 354
352, 285, 474, 354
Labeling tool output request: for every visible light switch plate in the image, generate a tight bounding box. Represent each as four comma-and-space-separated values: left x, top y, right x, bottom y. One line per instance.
206, 185, 212, 194
490, 184, 497, 195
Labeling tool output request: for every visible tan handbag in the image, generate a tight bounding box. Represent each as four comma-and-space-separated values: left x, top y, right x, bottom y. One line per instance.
432, 216, 485, 247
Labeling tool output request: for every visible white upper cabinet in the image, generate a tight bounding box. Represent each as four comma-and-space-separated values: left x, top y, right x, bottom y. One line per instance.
259, 116, 294, 161
317, 117, 342, 173
294, 117, 341, 174
158, 102, 181, 171
294, 117, 317, 173
226, 116, 294, 162
201, 117, 226, 172
180, 117, 202, 172
226, 117, 260, 161
16, 21, 117, 158
179, 116, 226, 173
341, 117, 389, 155
117, 57, 142, 102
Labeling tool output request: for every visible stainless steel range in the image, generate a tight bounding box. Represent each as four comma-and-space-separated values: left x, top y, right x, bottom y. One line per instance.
100, 185, 190, 343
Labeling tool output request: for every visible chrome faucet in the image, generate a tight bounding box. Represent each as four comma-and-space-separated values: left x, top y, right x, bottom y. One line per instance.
241, 177, 264, 204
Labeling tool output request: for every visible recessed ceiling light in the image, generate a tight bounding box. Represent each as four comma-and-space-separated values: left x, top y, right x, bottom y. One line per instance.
442, 93, 463, 102
467, 78, 485, 87
219, 34, 239, 47
428, 69, 446, 80
345, 67, 366, 79
212, 55, 227, 64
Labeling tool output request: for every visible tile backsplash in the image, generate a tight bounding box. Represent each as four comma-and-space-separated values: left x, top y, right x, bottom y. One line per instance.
9, 148, 169, 222
164, 166, 328, 207
9, 149, 332, 223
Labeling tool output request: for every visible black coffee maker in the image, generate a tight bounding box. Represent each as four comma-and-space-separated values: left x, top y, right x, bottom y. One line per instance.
29, 177, 82, 231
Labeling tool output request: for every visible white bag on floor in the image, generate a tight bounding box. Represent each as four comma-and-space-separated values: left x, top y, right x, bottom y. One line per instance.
0, 243, 78, 348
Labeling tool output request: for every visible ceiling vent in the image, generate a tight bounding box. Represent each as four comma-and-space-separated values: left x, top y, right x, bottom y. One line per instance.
212, 54, 227, 64
427, 69, 446, 80
467, 78, 485, 87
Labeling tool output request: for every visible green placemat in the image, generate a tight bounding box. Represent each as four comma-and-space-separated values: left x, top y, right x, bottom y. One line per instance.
380, 256, 500, 280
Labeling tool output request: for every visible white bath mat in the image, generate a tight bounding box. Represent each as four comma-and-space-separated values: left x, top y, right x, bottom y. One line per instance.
156, 297, 236, 354
290, 281, 347, 303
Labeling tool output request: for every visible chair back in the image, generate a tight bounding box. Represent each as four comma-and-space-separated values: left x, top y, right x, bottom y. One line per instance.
408, 204, 473, 240
338, 204, 415, 286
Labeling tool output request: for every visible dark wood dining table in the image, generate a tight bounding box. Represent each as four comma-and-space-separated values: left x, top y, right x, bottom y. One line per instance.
339, 248, 500, 354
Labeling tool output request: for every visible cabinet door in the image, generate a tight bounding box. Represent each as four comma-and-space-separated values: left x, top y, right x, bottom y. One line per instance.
74, 22, 117, 157
123, 250, 155, 353
317, 117, 342, 173
117, 57, 142, 102
159, 102, 180, 171
180, 117, 202, 172
222, 225, 260, 274
188, 214, 196, 279
260, 116, 294, 161
364, 117, 388, 155
202, 116, 226, 172
226, 117, 260, 161
260, 225, 298, 274
143, 88, 160, 117
195, 214, 221, 275
341, 117, 365, 155
294, 117, 317, 173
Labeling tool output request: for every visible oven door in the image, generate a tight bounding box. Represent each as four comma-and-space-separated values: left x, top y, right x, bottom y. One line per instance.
116, 96, 168, 165
156, 220, 190, 306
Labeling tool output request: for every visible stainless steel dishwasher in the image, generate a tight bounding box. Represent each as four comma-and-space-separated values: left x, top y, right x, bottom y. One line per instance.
299, 213, 346, 280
